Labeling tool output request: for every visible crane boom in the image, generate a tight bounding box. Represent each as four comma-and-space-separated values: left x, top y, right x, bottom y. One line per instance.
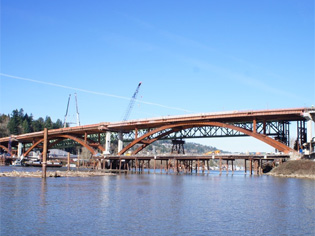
75, 93, 81, 126
64, 93, 81, 128
64, 94, 71, 128
122, 82, 142, 121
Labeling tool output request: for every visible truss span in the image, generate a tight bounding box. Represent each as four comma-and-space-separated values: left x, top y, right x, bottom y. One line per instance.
119, 121, 295, 155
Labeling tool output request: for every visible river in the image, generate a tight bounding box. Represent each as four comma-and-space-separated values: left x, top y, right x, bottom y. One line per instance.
0, 166, 314, 236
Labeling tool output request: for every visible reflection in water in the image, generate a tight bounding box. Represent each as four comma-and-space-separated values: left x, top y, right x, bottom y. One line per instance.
39, 179, 47, 224
0, 170, 314, 236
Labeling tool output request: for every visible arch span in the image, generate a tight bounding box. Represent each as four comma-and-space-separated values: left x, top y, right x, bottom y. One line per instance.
119, 121, 295, 155
23, 134, 102, 157
0, 145, 10, 155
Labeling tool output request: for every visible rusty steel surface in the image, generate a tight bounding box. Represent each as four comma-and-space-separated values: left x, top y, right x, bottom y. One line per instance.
1, 107, 311, 142
0, 107, 313, 156
105, 107, 312, 131
117, 121, 295, 155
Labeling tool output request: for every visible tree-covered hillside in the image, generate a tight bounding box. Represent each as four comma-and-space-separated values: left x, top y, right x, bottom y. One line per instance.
0, 108, 63, 137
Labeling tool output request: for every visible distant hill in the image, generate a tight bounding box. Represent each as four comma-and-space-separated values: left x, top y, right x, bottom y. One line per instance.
135, 140, 220, 155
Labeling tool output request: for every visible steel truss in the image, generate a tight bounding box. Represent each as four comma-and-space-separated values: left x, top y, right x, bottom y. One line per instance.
122, 121, 292, 145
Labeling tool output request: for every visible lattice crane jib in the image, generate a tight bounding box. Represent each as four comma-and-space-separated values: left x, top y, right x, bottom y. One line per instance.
122, 82, 142, 121
64, 93, 81, 128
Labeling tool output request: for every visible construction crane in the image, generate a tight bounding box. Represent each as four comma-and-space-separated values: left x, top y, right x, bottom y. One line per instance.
64, 94, 71, 128
122, 82, 142, 121
64, 93, 81, 128
118, 82, 142, 153
74, 93, 81, 126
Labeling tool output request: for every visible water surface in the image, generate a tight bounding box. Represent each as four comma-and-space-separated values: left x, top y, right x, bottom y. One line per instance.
1, 167, 314, 235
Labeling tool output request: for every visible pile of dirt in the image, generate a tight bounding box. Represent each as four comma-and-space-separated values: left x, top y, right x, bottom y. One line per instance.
268, 160, 315, 179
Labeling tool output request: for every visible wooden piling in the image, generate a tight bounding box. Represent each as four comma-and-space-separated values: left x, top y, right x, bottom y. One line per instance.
226, 160, 229, 175
232, 160, 234, 175
207, 160, 210, 174
67, 152, 70, 171
154, 159, 156, 173
160, 160, 162, 173
148, 160, 150, 173
42, 128, 48, 178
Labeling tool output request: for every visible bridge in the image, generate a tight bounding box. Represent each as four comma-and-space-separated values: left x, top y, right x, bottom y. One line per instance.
0, 107, 314, 158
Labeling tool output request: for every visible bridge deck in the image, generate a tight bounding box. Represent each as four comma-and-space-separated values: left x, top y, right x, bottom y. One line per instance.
0, 107, 312, 143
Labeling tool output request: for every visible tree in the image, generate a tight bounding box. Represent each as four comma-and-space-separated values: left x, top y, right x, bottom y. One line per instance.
32, 117, 44, 132
44, 116, 53, 129
0, 114, 10, 137
7, 109, 21, 134
22, 119, 31, 133
53, 119, 63, 129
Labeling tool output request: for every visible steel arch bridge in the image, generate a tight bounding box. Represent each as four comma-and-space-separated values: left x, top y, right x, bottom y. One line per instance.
0, 107, 314, 157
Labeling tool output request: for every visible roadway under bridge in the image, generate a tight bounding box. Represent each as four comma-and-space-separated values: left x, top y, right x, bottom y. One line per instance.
0, 107, 314, 158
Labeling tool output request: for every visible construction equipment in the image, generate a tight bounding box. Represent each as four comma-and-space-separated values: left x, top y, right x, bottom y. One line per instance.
204, 150, 221, 155
118, 82, 142, 153
64, 93, 81, 128
122, 82, 142, 121
64, 94, 71, 128
74, 93, 81, 126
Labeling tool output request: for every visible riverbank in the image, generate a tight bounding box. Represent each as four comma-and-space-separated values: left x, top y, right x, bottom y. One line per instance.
267, 160, 315, 179
0, 170, 115, 178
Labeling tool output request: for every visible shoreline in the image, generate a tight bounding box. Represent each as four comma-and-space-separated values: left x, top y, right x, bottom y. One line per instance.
266, 159, 315, 179
0, 170, 115, 178
266, 172, 315, 179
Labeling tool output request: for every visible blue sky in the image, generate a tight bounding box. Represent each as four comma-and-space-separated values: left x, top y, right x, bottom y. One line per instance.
1, 0, 314, 152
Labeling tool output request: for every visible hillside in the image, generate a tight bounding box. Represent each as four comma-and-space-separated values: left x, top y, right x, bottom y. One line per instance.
138, 140, 219, 155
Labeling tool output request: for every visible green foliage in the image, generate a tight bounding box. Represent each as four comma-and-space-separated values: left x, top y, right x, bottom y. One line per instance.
0, 108, 64, 136
0, 114, 10, 137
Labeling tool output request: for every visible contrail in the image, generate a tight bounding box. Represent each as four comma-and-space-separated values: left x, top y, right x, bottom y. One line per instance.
0, 73, 192, 113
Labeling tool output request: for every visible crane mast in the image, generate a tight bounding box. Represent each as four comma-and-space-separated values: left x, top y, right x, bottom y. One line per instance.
118, 82, 142, 153
75, 93, 81, 126
64, 94, 71, 128
64, 93, 81, 128
122, 82, 142, 121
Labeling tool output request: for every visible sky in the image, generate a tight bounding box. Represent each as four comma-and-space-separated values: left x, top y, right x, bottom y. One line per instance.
0, 0, 314, 152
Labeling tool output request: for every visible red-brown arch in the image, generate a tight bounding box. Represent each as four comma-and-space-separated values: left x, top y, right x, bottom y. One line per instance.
23, 134, 103, 157
118, 121, 295, 155
0, 144, 10, 155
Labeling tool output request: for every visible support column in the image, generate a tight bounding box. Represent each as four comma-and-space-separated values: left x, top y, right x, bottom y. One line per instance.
154, 158, 156, 173
232, 160, 234, 175
42, 128, 48, 178
207, 159, 210, 174
17, 142, 23, 158
84, 132, 87, 143
253, 118, 257, 133
305, 116, 313, 155
118, 132, 123, 153
104, 131, 111, 154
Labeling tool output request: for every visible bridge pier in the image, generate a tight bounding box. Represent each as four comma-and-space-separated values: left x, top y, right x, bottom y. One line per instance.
104, 131, 111, 155
118, 133, 123, 153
